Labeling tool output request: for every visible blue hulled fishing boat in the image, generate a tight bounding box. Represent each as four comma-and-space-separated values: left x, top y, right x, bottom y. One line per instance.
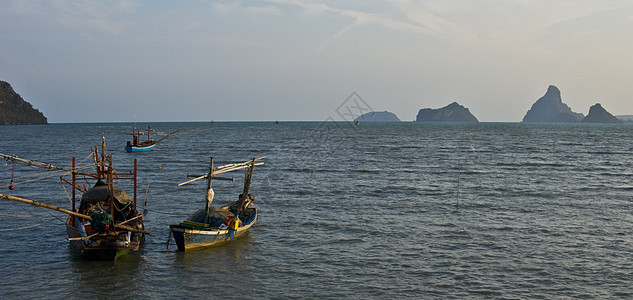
125, 124, 155, 152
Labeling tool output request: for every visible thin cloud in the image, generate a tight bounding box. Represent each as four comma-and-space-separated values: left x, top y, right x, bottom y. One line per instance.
265, 0, 434, 52
46, 0, 138, 35
386, 0, 633, 50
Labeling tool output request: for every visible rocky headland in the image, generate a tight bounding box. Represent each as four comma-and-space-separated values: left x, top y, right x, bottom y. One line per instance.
522, 85, 584, 123
0, 81, 47, 125
415, 102, 478, 122
354, 111, 401, 122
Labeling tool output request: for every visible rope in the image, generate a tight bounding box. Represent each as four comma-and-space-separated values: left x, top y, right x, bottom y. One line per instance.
0, 224, 42, 231
60, 178, 72, 205
0, 212, 33, 218
0, 169, 68, 188
146, 209, 190, 217
16, 202, 68, 238
37, 147, 93, 162
1, 163, 94, 184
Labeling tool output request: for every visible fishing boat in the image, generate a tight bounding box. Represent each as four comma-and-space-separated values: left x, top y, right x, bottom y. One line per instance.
1, 139, 150, 260
169, 157, 263, 251
125, 124, 156, 152
125, 124, 206, 152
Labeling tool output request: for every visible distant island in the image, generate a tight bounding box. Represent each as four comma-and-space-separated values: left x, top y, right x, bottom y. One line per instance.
522, 85, 624, 123
415, 102, 478, 122
522, 85, 584, 123
0, 80, 47, 125
581, 103, 621, 123
354, 111, 401, 122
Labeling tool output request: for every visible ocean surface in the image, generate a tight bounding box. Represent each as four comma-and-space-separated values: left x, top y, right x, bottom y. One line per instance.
1, 121, 633, 299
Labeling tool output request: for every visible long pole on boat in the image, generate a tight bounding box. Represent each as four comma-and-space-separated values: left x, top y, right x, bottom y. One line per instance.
72, 157, 76, 212
236, 158, 256, 214
0, 193, 150, 234
177, 157, 264, 187
204, 157, 214, 223
241, 159, 255, 199
1, 194, 91, 220
108, 155, 115, 219
133, 158, 137, 208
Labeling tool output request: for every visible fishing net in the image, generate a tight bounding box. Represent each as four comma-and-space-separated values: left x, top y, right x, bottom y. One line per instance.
89, 212, 113, 232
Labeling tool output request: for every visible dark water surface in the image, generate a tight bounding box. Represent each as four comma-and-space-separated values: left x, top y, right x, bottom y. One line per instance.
1, 122, 633, 299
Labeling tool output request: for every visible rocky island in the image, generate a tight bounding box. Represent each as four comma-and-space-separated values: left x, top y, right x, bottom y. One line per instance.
616, 115, 633, 122
581, 103, 622, 123
415, 102, 478, 122
0, 81, 47, 125
522, 85, 583, 123
354, 111, 401, 122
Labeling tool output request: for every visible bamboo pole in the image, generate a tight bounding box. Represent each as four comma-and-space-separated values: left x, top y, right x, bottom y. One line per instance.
0, 194, 150, 235
177, 158, 264, 186
177, 174, 207, 186
177, 162, 263, 186
68, 232, 99, 241
1, 193, 92, 220
0, 152, 69, 171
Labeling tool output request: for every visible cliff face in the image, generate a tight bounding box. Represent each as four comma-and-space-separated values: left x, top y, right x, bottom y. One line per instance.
522, 85, 583, 123
415, 102, 478, 122
354, 111, 401, 122
0, 81, 47, 125
581, 103, 622, 123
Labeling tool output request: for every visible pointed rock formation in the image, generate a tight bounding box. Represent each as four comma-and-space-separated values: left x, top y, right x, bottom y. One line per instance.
522, 85, 583, 123
0, 81, 47, 125
415, 102, 478, 122
354, 111, 401, 122
581, 103, 622, 123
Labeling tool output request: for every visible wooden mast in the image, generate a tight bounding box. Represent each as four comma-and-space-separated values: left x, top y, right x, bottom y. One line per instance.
133, 158, 137, 209
237, 158, 256, 214
147, 123, 151, 144
72, 157, 76, 212
204, 157, 214, 223
107, 155, 114, 219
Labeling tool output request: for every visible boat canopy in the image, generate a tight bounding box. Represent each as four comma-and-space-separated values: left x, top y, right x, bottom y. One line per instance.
81, 181, 133, 206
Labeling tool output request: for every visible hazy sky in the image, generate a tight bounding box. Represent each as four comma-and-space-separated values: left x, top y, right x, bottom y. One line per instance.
1, 1, 632, 122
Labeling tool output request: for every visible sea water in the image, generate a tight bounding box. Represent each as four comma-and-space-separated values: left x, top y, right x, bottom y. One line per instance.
1, 122, 633, 299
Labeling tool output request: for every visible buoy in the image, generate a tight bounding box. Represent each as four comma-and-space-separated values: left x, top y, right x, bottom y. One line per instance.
9, 162, 15, 190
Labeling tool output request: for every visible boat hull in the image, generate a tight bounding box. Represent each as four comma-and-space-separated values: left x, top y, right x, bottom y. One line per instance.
66, 216, 143, 260
125, 144, 155, 152
170, 213, 256, 251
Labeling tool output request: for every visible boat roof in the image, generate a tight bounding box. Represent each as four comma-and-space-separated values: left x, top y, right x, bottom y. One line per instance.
81, 181, 132, 205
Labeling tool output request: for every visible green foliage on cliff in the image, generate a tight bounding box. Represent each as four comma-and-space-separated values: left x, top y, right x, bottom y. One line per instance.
0, 81, 47, 125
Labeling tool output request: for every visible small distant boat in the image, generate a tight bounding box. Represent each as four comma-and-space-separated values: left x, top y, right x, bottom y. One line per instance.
125, 124, 206, 152
1, 138, 150, 260
125, 124, 156, 152
169, 157, 264, 251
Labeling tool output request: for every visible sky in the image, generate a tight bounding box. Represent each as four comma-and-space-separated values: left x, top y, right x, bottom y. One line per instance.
1, 0, 633, 122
